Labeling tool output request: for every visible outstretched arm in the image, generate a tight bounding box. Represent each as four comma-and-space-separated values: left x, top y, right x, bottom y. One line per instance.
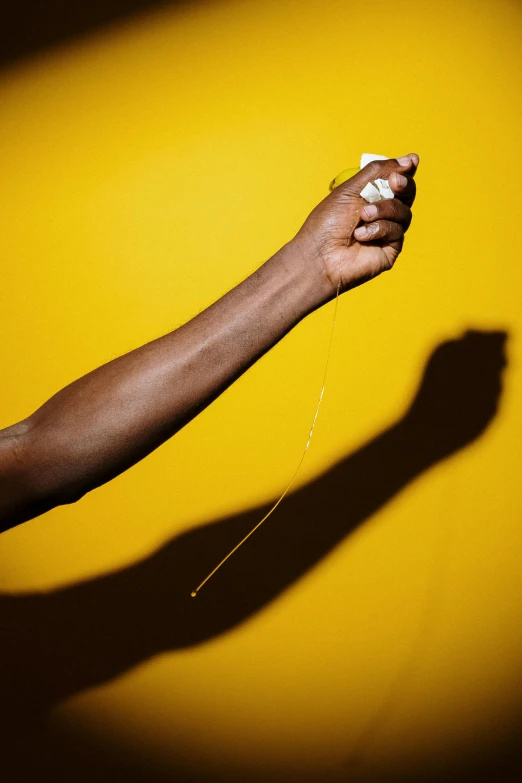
0, 155, 418, 531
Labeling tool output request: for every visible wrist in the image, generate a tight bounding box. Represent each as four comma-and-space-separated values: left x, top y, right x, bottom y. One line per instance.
274, 236, 337, 315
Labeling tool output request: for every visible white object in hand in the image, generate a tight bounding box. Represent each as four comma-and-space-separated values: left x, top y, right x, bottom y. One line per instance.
360, 153, 388, 168
359, 182, 382, 203
359, 153, 394, 203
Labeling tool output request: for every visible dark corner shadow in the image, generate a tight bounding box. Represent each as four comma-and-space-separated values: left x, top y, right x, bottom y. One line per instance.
0, 329, 511, 782
0, 0, 206, 71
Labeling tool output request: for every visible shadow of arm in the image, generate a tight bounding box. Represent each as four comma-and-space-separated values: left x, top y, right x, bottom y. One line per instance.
1, 330, 506, 708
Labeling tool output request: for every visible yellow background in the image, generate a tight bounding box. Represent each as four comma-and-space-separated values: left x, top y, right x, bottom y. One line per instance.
1, 0, 521, 780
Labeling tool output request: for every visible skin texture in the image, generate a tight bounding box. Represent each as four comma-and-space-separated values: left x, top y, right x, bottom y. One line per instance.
0, 154, 419, 533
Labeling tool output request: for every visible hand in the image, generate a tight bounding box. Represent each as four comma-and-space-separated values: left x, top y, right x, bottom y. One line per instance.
294, 154, 419, 300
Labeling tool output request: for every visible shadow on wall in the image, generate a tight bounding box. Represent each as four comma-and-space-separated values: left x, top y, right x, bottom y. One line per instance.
1, 329, 517, 783
0, 0, 200, 70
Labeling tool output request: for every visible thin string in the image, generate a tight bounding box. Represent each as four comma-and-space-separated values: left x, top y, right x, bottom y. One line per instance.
191, 214, 359, 597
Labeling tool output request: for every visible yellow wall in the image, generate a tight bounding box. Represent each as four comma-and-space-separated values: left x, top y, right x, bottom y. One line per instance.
1, 0, 521, 780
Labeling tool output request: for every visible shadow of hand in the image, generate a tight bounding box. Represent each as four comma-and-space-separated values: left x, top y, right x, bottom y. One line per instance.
404, 330, 506, 461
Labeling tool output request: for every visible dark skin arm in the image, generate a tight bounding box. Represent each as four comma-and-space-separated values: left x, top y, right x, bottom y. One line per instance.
0, 155, 418, 532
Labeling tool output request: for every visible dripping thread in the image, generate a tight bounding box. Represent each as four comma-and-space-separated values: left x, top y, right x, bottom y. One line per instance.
191, 215, 359, 596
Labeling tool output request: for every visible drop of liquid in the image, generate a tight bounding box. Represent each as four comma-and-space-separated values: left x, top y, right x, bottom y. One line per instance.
191, 591, 197, 598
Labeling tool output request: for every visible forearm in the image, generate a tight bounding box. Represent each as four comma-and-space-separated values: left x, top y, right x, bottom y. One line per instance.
4, 239, 327, 525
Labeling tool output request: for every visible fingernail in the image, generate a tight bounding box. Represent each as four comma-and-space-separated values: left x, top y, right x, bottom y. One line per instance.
396, 155, 412, 166
396, 173, 408, 187
354, 226, 369, 239
363, 204, 378, 218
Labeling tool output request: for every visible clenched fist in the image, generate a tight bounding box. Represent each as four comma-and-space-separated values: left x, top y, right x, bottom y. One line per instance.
294, 153, 419, 300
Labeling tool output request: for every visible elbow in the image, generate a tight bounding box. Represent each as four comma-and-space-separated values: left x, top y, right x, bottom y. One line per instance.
0, 418, 48, 529
0, 417, 86, 530
21, 416, 90, 508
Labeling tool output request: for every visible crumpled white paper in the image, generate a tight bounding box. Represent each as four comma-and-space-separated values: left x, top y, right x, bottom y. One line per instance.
359, 153, 394, 203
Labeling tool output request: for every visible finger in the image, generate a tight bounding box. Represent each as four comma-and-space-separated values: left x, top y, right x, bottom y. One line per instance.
360, 198, 412, 230
388, 171, 417, 207
354, 220, 404, 243
395, 153, 419, 174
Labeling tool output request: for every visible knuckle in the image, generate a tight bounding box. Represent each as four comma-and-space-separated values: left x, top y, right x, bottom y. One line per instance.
379, 220, 392, 239
388, 198, 403, 218
389, 221, 403, 241
393, 198, 409, 218
364, 161, 382, 178
395, 200, 412, 225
